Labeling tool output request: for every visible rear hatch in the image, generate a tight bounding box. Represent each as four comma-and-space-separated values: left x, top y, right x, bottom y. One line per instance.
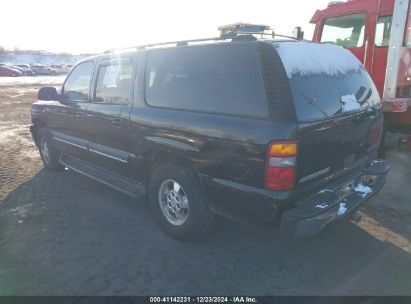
275, 41, 382, 191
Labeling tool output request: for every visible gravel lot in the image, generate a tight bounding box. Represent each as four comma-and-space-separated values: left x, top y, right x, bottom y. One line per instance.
0, 77, 410, 295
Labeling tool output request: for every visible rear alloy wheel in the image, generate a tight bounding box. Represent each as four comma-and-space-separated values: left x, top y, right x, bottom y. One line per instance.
158, 179, 189, 226
149, 163, 214, 240
37, 128, 64, 171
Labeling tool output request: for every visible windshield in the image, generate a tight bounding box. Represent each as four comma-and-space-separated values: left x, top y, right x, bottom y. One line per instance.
321, 13, 365, 48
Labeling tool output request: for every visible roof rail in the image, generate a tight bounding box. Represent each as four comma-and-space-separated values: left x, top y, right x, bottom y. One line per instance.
104, 36, 226, 53
103, 31, 302, 54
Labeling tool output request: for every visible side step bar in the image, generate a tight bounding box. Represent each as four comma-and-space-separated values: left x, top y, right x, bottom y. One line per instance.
59, 153, 146, 199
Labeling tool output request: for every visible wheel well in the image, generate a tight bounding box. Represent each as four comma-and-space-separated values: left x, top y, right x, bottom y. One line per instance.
144, 150, 189, 182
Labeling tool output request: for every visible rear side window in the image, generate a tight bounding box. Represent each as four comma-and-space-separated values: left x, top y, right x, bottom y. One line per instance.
145, 44, 268, 118
94, 60, 133, 104
63, 61, 94, 102
321, 13, 365, 48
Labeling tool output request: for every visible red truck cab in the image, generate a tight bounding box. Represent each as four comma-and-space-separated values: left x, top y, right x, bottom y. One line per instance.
311, 0, 411, 135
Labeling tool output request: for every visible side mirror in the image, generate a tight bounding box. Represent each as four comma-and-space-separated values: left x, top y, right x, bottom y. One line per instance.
38, 87, 59, 101
292, 26, 304, 40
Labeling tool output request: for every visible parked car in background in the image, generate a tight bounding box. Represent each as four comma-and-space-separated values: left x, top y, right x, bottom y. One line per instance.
30, 35, 390, 240
30, 64, 57, 75
50, 64, 70, 74
14, 64, 36, 76
0, 64, 22, 77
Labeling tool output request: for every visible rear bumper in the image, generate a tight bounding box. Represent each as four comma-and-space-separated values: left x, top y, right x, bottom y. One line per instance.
280, 159, 391, 237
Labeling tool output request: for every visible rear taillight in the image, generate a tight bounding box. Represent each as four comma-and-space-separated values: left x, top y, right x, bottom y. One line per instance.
264, 141, 298, 191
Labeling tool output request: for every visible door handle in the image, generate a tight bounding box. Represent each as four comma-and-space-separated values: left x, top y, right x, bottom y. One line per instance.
112, 118, 122, 128
75, 112, 83, 119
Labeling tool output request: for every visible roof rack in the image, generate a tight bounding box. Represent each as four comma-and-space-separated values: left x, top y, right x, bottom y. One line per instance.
104, 36, 226, 53
104, 30, 301, 54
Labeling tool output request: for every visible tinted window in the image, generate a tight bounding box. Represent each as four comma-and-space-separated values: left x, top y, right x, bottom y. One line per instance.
145, 44, 268, 118
375, 16, 392, 47
63, 61, 94, 102
94, 60, 133, 104
288, 69, 381, 121
321, 14, 365, 48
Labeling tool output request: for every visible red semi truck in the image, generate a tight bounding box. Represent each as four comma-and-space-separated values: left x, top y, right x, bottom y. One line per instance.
310, 0, 411, 142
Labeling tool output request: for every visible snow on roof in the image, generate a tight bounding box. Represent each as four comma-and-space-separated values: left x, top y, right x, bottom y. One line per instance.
274, 41, 363, 79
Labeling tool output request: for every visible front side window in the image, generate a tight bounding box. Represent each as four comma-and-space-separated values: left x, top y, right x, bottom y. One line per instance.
145, 44, 268, 118
321, 13, 366, 48
94, 60, 133, 104
375, 16, 392, 47
63, 61, 94, 102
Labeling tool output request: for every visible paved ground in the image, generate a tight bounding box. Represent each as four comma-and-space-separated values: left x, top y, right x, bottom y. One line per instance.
0, 79, 410, 295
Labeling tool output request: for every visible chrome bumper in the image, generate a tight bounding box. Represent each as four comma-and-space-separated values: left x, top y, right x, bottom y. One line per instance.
281, 159, 391, 237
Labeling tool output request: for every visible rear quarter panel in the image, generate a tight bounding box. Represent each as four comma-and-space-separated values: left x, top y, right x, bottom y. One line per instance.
128, 106, 296, 188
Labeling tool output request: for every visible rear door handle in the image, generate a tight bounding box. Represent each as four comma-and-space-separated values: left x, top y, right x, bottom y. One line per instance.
75, 112, 83, 119
112, 118, 122, 128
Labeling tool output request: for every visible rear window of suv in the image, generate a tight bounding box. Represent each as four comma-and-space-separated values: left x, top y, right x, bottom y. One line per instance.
145, 44, 268, 118
288, 71, 380, 121
275, 42, 381, 122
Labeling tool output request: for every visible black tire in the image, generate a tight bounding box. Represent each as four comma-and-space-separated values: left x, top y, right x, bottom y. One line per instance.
37, 128, 64, 171
149, 163, 214, 240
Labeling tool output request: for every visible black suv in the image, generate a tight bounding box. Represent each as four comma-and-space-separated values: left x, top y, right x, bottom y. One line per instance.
30, 36, 391, 239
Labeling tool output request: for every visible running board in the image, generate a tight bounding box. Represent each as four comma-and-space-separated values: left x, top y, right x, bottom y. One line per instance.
59, 153, 146, 199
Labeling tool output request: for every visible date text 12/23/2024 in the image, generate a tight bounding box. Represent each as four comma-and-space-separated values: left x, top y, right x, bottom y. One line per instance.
150, 297, 257, 303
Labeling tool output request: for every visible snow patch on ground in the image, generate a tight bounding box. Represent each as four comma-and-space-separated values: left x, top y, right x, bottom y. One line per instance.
0, 53, 82, 65
275, 41, 363, 78
0, 125, 33, 147
337, 202, 348, 216
22, 148, 40, 159
0, 75, 66, 86
315, 203, 329, 209
10, 203, 33, 217
341, 94, 361, 112
354, 184, 372, 197
0, 129, 17, 141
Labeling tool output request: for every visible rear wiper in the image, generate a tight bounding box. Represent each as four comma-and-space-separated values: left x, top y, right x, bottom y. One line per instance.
300, 91, 329, 118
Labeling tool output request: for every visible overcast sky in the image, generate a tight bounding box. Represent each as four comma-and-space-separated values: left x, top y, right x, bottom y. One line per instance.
0, 0, 330, 54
